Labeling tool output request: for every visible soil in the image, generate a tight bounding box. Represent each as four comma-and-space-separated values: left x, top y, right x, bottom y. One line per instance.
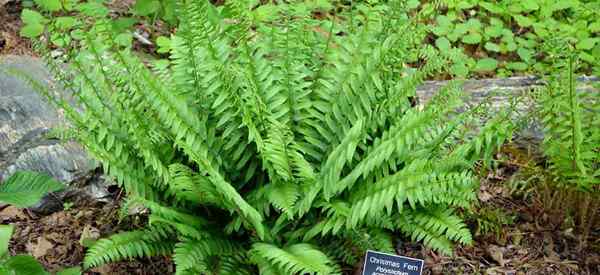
0, 0, 34, 56
1, 192, 173, 274
397, 144, 600, 275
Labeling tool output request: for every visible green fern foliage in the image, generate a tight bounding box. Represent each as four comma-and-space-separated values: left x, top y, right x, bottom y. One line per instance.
83, 226, 174, 269
29, 0, 517, 273
250, 243, 339, 275
538, 56, 600, 191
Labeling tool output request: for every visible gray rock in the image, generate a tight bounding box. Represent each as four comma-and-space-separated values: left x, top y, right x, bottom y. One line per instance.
0, 55, 113, 214
416, 75, 599, 143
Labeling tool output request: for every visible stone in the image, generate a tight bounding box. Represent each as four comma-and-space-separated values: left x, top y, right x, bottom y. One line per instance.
0, 55, 112, 214
417, 75, 599, 145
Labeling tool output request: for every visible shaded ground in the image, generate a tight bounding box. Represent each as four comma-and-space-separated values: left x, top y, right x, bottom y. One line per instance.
1, 151, 598, 274
0, 0, 33, 56
1, 186, 173, 274
398, 143, 600, 275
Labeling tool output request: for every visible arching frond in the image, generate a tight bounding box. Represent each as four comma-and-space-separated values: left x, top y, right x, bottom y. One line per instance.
250, 243, 341, 275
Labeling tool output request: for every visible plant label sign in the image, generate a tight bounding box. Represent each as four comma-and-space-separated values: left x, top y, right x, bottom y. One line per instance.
362, 250, 424, 275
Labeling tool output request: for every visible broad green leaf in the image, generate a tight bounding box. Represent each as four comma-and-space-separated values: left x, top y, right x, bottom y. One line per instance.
112, 18, 138, 33
54, 17, 78, 30
508, 3, 523, 13
456, 1, 475, 10
50, 33, 71, 47
517, 48, 533, 63
435, 37, 451, 51
551, 0, 577, 11
70, 29, 85, 40
462, 33, 482, 44
20, 24, 44, 38
489, 18, 504, 26
532, 23, 549, 36
0, 224, 14, 257
406, 0, 420, 9
56, 267, 82, 275
76, 2, 110, 17
576, 38, 598, 50
20, 9, 47, 25
590, 22, 600, 33
433, 15, 453, 36
0, 171, 65, 208
484, 25, 503, 38
115, 33, 133, 47
156, 36, 172, 53
514, 15, 534, 27
593, 44, 600, 58
506, 62, 528, 71
465, 19, 482, 32
521, 0, 539, 11
505, 41, 517, 52
484, 42, 501, 52
33, 0, 61, 12
450, 63, 469, 77
578, 52, 595, 63
479, 2, 504, 14
160, 0, 177, 25
132, 0, 160, 16
4, 255, 48, 275
252, 4, 280, 22
62, 0, 78, 11
474, 58, 498, 72
454, 23, 469, 35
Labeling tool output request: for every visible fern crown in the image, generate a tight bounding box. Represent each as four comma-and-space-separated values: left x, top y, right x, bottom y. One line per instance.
32, 1, 515, 273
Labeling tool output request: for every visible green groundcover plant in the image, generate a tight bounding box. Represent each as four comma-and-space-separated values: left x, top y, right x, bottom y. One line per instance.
28, 1, 516, 273
0, 171, 81, 275
424, 0, 600, 76
20, 0, 176, 49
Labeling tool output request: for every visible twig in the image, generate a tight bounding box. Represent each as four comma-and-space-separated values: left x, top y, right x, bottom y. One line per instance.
132, 31, 153, 46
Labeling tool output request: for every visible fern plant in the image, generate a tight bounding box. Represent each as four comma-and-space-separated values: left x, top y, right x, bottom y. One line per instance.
534, 54, 600, 241
538, 55, 600, 191
29, 0, 515, 273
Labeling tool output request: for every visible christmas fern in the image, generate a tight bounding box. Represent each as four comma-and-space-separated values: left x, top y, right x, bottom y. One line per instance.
29, 0, 515, 273
538, 56, 600, 191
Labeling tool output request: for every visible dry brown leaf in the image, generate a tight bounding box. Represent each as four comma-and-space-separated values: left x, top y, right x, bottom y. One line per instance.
79, 224, 100, 247
478, 190, 493, 202
486, 245, 505, 266
28, 236, 54, 259
0, 206, 26, 220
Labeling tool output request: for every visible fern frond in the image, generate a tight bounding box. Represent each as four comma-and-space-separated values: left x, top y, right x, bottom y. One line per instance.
83, 227, 175, 268
396, 216, 453, 255
173, 238, 240, 274
250, 243, 340, 275
167, 164, 221, 205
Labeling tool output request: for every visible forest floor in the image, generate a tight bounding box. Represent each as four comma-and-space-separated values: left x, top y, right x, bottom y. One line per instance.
398, 144, 600, 274
1, 1, 599, 274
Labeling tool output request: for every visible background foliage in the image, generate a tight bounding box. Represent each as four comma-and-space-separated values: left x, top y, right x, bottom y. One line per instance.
424, 0, 600, 77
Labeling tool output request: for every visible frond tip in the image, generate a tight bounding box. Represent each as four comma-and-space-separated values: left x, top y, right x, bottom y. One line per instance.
83, 227, 174, 269
250, 243, 341, 275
